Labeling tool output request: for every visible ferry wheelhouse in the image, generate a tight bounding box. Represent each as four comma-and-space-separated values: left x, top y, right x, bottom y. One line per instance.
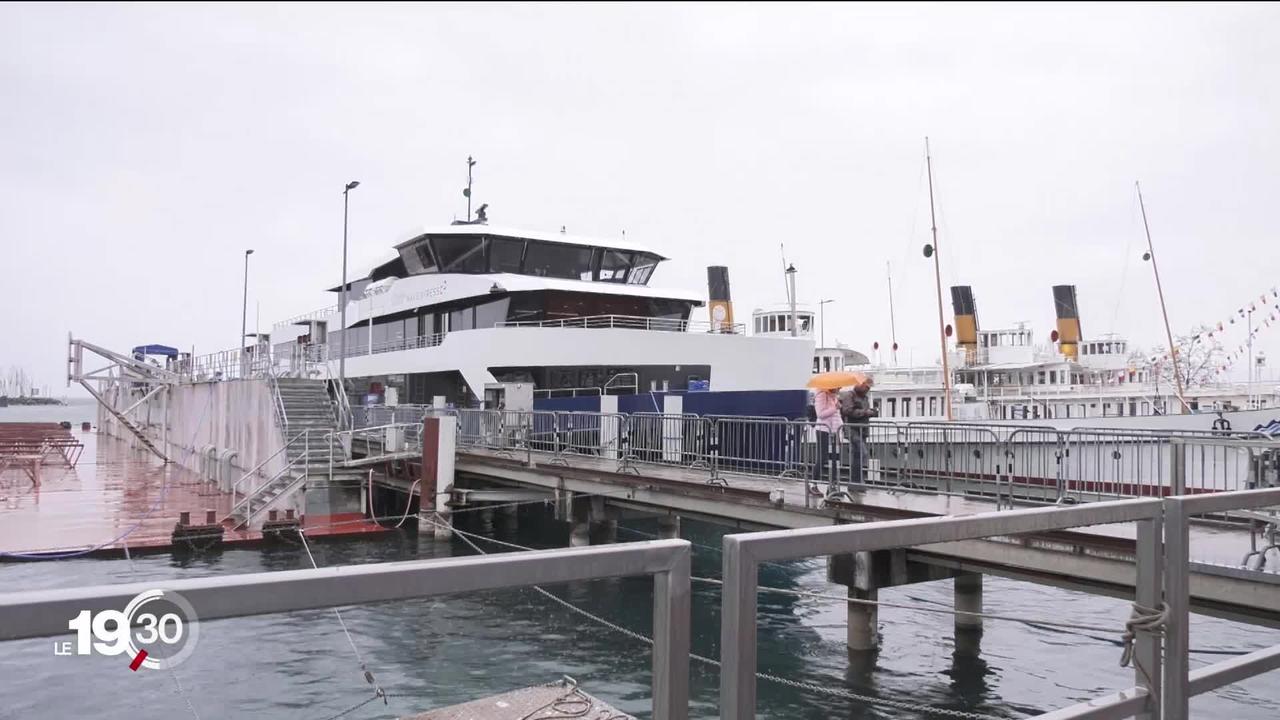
270, 223, 813, 406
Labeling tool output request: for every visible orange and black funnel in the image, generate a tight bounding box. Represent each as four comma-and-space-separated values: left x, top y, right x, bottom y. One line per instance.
707, 266, 735, 332
950, 286, 979, 362
1053, 285, 1083, 360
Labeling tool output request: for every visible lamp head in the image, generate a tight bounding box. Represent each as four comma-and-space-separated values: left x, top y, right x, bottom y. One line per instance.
345, 181, 360, 191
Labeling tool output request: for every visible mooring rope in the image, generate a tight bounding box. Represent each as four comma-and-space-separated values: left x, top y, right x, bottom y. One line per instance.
297, 529, 388, 707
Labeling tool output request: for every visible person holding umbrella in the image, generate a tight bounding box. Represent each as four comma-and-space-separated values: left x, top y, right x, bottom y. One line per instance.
806, 370, 866, 495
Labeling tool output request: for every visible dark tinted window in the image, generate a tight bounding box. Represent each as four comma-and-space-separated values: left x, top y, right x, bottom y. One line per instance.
598, 249, 633, 282
432, 236, 487, 273
629, 252, 660, 285
524, 242, 596, 280
489, 238, 525, 273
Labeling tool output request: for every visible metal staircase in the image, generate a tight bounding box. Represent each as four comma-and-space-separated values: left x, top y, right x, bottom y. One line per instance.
223, 377, 361, 530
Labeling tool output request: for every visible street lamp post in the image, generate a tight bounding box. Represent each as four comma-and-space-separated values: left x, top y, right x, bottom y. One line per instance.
339, 181, 360, 393
818, 299, 834, 349
240, 249, 254, 376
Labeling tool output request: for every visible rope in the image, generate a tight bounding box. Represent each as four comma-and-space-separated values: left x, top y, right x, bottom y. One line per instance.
297, 529, 388, 707
424, 516, 1004, 720
393, 479, 420, 529
1119, 601, 1169, 692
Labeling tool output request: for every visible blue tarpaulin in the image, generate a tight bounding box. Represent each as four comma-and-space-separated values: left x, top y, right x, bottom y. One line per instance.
132, 344, 180, 358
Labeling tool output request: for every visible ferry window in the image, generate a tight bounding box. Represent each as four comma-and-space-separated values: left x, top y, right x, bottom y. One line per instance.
902, 398, 910, 417
432, 236, 487, 273
489, 238, 525, 274
812, 357, 820, 373
475, 299, 510, 329
1037, 371, 1045, 384
916, 398, 925, 415
450, 307, 474, 332
598, 249, 634, 282
1141, 401, 1150, 415
929, 397, 937, 416
629, 253, 660, 285
413, 241, 437, 273
524, 242, 596, 280
769, 316, 777, 333
887, 398, 896, 417
800, 316, 812, 333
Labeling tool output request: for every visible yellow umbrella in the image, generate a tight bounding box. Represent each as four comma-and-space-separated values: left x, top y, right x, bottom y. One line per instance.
806, 371, 869, 391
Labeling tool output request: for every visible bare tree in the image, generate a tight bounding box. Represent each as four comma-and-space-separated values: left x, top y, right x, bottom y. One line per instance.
1132, 324, 1227, 388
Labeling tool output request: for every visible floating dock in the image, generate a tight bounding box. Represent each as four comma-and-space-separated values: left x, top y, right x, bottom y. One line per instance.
0, 426, 390, 559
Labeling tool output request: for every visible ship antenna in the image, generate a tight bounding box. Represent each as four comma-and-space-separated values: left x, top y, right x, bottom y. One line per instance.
464, 156, 477, 221
1137, 181, 1190, 413
924, 137, 954, 420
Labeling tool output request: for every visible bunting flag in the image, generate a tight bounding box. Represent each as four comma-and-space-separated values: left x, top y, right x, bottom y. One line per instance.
1157, 287, 1279, 378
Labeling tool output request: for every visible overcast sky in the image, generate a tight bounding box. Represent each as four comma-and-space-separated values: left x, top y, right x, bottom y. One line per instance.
4, 3, 1279, 394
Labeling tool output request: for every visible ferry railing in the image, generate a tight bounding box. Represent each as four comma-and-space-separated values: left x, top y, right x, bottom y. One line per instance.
717, 498, 1167, 719
534, 386, 604, 399
497, 314, 746, 335
0, 540, 693, 720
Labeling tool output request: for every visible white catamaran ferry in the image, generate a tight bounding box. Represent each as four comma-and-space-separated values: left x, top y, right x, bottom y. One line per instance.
267, 220, 813, 406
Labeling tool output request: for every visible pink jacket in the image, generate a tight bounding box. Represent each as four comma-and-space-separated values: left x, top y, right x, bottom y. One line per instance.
814, 390, 843, 434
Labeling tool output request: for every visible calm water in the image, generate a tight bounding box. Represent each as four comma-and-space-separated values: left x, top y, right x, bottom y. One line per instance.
2, 400, 1279, 718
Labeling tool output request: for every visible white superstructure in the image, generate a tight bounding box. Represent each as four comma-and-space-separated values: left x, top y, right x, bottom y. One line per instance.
799, 285, 1280, 425
270, 222, 813, 405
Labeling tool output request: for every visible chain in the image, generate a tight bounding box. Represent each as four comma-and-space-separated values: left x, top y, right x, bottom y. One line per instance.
317, 693, 382, 720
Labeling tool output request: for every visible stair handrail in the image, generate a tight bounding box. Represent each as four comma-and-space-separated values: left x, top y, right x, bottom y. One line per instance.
266, 370, 290, 431
231, 429, 309, 508
225, 455, 309, 529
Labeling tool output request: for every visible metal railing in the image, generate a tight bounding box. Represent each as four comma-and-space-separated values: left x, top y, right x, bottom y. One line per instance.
1031, 483, 1280, 719
0, 540, 693, 720
497, 314, 746, 335
448, 411, 1280, 506
717, 498, 1167, 718
229, 429, 310, 511
333, 423, 424, 463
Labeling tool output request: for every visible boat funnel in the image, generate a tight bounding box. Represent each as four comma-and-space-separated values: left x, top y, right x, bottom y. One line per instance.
707, 266, 735, 333
1053, 285, 1083, 360
950, 285, 979, 363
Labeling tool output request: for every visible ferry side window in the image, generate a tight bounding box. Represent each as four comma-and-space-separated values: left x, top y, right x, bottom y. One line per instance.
887, 398, 896, 417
